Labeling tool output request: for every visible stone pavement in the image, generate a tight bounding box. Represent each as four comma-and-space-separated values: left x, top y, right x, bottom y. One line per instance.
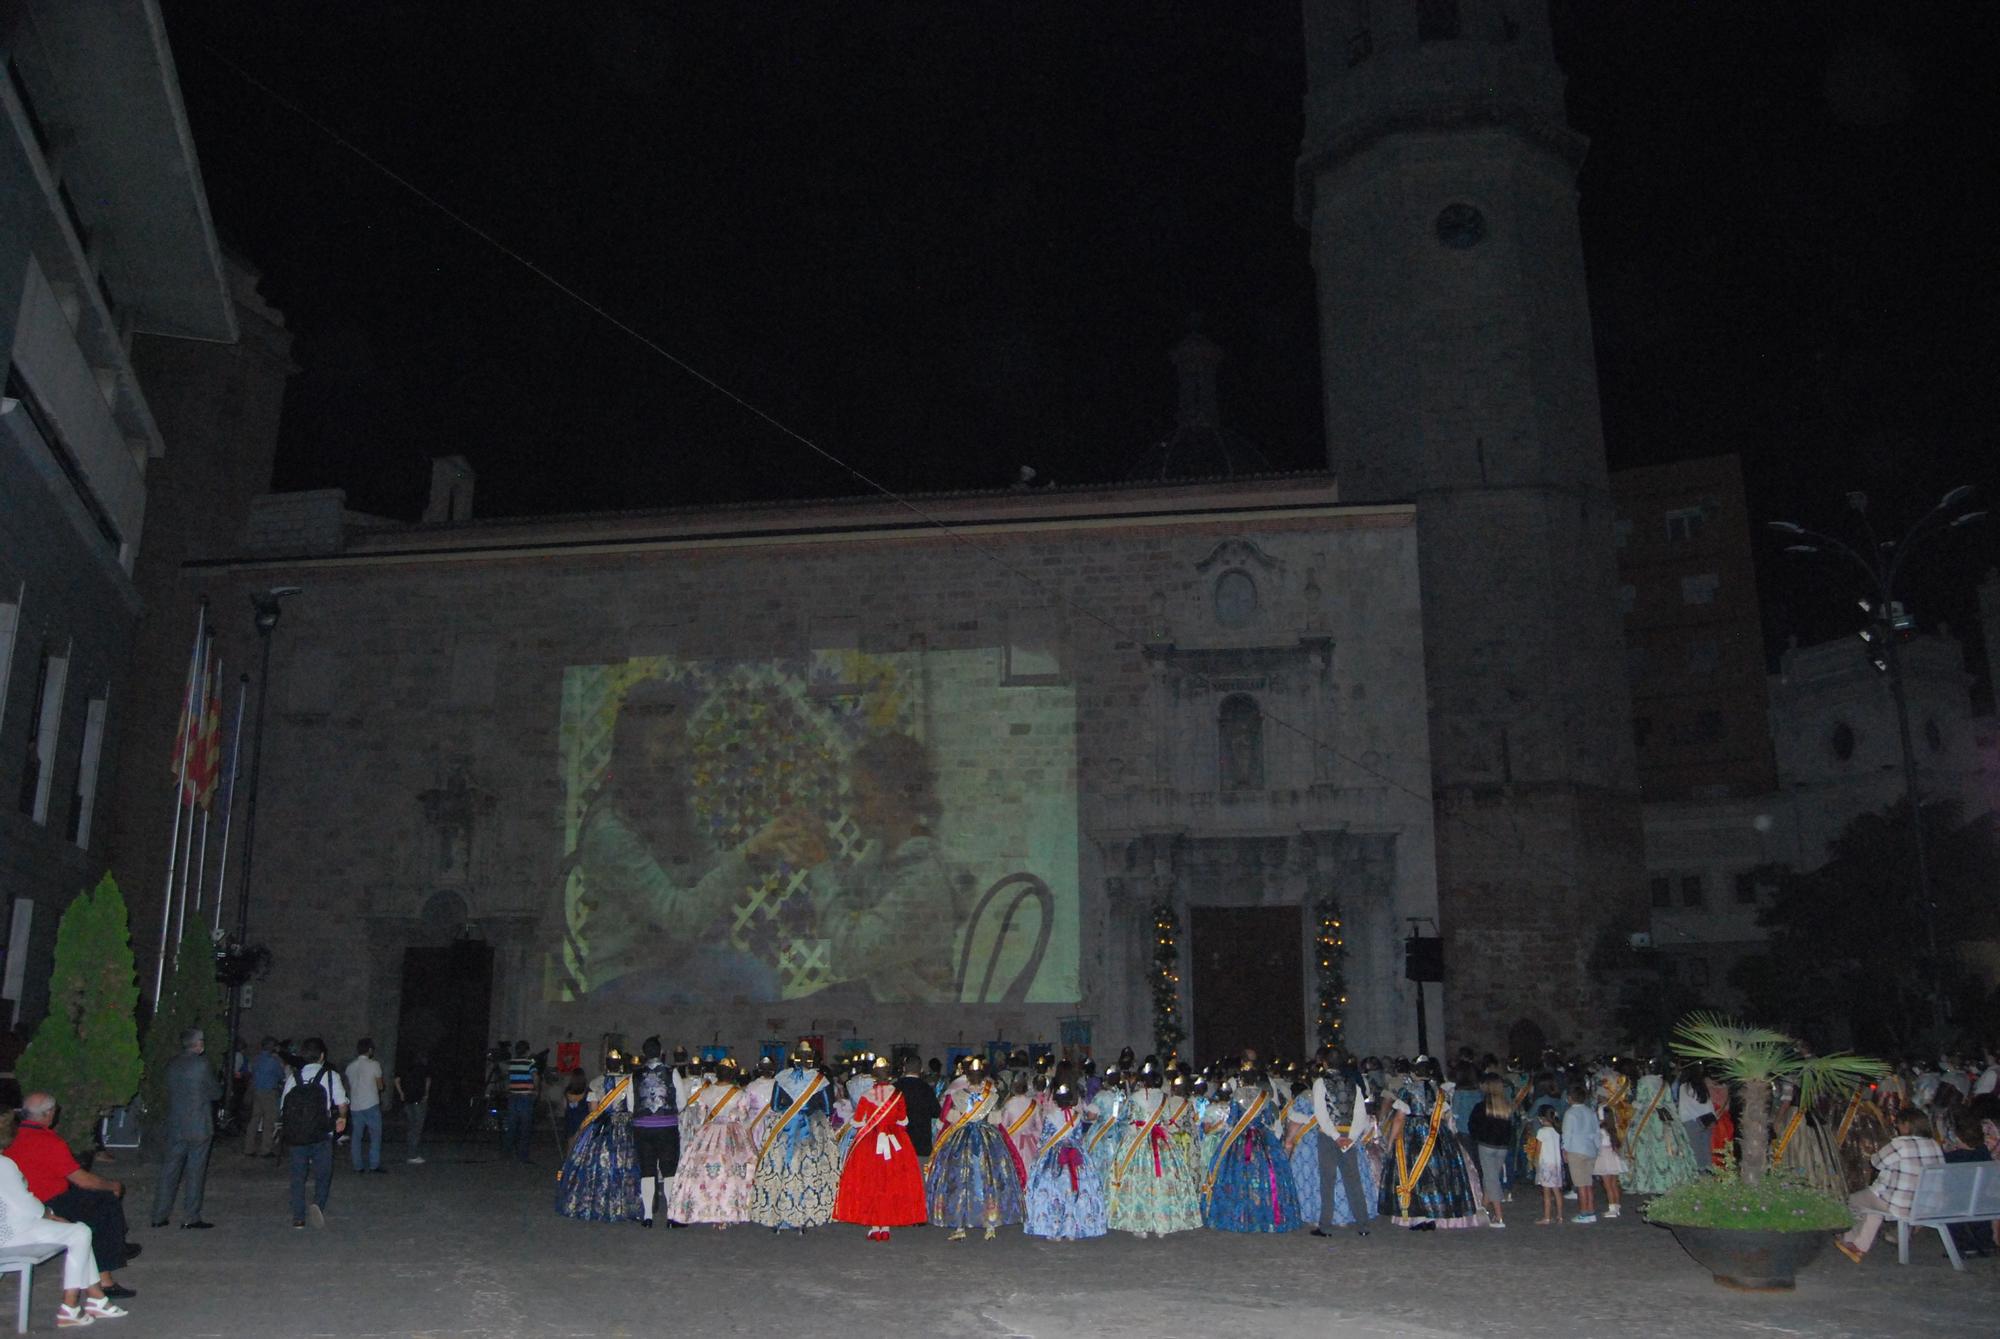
50, 1136, 1997, 1339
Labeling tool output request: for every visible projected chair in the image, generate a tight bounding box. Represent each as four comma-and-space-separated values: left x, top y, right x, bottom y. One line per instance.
955, 873, 1053, 1004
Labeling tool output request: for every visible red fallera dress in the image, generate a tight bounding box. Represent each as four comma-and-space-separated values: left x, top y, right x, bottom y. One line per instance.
834, 1085, 928, 1226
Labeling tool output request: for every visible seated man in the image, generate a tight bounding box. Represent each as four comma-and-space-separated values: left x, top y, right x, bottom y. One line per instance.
7, 1092, 139, 1298
1836, 1108, 1946, 1262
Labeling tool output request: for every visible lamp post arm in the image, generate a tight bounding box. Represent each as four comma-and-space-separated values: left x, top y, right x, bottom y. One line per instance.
1786, 526, 1889, 598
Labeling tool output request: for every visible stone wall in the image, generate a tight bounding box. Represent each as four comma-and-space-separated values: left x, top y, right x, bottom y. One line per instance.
167, 481, 1439, 1070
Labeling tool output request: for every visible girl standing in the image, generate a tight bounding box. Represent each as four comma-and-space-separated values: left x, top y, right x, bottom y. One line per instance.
1594, 1102, 1625, 1219
1106, 1068, 1202, 1237
1533, 1110, 1564, 1225
750, 1045, 841, 1233
1623, 1059, 1703, 1194
556, 1050, 642, 1223
1202, 1066, 1300, 1233
926, 1057, 1025, 1241
1467, 1076, 1514, 1228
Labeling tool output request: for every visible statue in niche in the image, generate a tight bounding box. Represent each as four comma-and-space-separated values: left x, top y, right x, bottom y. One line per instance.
1218, 694, 1264, 791
418, 759, 495, 884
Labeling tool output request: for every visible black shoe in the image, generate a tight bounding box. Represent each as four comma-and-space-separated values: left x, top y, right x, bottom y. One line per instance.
1310, 1227, 1331, 1237
182, 1221, 215, 1230
1355, 1229, 1370, 1238
149, 1219, 168, 1228
100, 1285, 136, 1300
666, 1219, 684, 1229
1408, 1222, 1436, 1232
293, 1220, 305, 1229
642, 1218, 653, 1229
121, 1245, 142, 1261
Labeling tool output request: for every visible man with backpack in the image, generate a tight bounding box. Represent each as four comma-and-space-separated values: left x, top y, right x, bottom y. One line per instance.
281, 1037, 350, 1228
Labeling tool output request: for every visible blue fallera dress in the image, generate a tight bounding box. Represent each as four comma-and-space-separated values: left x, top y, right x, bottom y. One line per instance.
925, 1081, 1026, 1230
1202, 1092, 1300, 1233
556, 1076, 643, 1222
1284, 1091, 1322, 1225
1378, 1078, 1482, 1227
1104, 1092, 1203, 1237
1024, 1108, 1108, 1240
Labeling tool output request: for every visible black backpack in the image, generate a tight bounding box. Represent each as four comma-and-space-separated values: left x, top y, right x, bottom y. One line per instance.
281, 1066, 335, 1146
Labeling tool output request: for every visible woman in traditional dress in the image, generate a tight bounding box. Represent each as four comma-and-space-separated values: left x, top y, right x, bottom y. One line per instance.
1024, 1083, 1108, 1240
665, 1060, 760, 1228
1202, 1065, 1300, 1233
1084, 1067, 1134, 1197
1377, 1056, 1482, 1229
750, 1044, 841, 1233
1283, 1072, 1323, 1226
1106, 1065, 1202, 1237
925, 1057, 1025, 1241
1622, 1059, 1702, 1195
833, 1057, 926, 1241
556, 1048, 643, 1222
998, 1075, 1041, 1181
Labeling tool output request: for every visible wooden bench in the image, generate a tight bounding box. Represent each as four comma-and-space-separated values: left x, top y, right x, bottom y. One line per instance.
0, 1244, 64, 1334
1892, 1162, 2000, 1270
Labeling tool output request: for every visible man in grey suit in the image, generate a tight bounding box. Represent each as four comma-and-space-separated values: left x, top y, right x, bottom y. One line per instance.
150, 1027, 220, 1230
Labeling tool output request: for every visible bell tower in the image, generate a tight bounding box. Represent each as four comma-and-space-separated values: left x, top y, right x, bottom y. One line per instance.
1297, 0, 1645, 1047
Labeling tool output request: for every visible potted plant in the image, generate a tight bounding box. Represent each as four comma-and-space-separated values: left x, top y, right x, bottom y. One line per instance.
1643, 1013, 1882, 1291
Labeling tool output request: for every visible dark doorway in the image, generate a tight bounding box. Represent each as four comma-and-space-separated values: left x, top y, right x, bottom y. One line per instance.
1190, 906, 1304, 1066
395, 939, 493, 1132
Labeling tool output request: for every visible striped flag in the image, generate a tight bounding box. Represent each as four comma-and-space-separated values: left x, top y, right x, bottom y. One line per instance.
170, 641, 223, 807
193, 661, 223, 808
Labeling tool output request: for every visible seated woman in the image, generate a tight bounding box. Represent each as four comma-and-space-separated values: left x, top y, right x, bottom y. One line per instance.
0, 1109, 130, 1328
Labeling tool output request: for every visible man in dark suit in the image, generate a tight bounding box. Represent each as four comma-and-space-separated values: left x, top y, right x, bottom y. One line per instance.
150, 1027, 220, 1229
893, 1055, 941, 1160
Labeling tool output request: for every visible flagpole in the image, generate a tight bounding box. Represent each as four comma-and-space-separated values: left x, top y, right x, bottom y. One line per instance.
172, 640, 212, 955
212, 675, 248, 936
155, 601, 207, 1005
191, 654, 222, 919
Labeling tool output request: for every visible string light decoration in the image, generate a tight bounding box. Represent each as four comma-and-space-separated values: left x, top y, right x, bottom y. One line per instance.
1150, 902, 1186, 1055
1314, 895, 1348, 1046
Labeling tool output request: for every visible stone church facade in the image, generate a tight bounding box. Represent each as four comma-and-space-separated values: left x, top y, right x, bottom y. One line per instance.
168, 478, 1440, 1069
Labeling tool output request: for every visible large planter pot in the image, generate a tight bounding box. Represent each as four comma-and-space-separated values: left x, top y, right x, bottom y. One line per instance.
1663, 1224, 1832, 1291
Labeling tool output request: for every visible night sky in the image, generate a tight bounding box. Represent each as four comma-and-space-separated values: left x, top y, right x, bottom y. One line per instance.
160, 3, 1997, 663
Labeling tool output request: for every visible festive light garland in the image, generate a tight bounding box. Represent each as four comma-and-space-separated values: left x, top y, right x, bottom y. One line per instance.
1314, 895, 1347, 1046
1150, 902, 1186, 1055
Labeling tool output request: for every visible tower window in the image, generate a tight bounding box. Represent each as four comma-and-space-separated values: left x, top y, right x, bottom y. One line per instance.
1830, 721, 1856, 761
1218, 694, 1265, 792
1213, 570, 1258, 628
1417, 0, 1461, 42
1664, 507, 1707, 543
1680, 874, 1706, 908
1649, 875, 1672, 909
1680, 573, 1720, 605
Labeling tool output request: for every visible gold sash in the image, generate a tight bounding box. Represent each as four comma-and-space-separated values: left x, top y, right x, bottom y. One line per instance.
933, 1084, 996, 1155
1630, 1079, 1669, 1141
1005, 1100, 1038, 1138
1200, 1092, 1269, 1200
1834, 1089, 1866, 1147
1087, 1094, 1127, 1153
1394, 1093, 1448, 1216
755, 1072, 829, 1164
1112, 1096, 1172, 1187
578, 1077, 632, 1132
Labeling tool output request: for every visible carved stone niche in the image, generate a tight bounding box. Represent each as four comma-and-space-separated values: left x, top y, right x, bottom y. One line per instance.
417, 758, 496, 887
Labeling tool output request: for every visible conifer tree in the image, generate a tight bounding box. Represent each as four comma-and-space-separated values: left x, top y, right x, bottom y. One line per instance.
17, 875, 144, 1137
141, 919, 224, 1121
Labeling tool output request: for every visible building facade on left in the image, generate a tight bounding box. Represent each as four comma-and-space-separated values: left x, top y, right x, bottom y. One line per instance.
0, 0, 280, 1032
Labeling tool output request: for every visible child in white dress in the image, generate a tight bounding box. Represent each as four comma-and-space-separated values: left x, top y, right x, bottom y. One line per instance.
1533, 1112, 1564, 1225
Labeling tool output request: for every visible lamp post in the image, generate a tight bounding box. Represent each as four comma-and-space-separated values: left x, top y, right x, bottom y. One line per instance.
221, 586, 299, 1101
1768, 488, 1986, 1037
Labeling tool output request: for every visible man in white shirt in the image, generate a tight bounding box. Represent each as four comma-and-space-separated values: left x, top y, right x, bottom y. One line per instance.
1310, 1047, 1375, 1237
344, 1038, 386, 1174
282, 1038, 350, 1228
1675, 1070, 1713, 1163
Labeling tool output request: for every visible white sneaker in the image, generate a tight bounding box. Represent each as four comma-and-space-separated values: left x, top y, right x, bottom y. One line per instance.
308, 1203, 325, 1228
1563, 1190, 1578, 1200
406, 1156, 425, 1164
1605, 1204, 1620, 1219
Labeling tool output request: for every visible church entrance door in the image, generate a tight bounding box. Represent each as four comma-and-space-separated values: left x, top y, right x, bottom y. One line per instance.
395, 939, 493, 1134
1189, 906, 1303, 1066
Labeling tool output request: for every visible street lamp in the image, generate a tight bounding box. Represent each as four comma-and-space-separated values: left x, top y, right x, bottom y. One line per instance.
222, 586, 299, 1100
1767, 489, 1986, 1037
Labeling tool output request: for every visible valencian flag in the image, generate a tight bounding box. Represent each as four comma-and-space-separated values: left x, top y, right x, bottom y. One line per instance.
169, 641, 222, 808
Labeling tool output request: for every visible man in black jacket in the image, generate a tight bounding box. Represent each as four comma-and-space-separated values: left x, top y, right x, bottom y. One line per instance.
893, 1055, 941, 1160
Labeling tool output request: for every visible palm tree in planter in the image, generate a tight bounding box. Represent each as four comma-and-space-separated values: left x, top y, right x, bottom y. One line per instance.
1645, 1013, 1884, 1291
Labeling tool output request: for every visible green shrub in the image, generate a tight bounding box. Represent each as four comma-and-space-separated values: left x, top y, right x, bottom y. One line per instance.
16, 874, 144, 1141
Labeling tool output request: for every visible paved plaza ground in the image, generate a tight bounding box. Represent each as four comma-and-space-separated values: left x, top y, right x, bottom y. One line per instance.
44, 1133, 1998, 1338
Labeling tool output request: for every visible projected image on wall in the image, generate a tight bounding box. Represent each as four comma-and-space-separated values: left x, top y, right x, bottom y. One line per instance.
549, 648, 1078, 1007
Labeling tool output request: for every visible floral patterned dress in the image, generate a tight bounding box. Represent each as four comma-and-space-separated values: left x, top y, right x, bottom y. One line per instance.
1622, 1074, 1703, 1194
750, 1069, 841, 1229
925, 1080, 1026, 1230
1105, 1091, 1202, 1236
1202, 1092, 1300, 1233
555, 1076, 642, 1222
1283, 1091, 1322, 1225
1376, 1078, 1482, 1228
1024, 1107, 1108, 1240
664, 1082, 761, 1224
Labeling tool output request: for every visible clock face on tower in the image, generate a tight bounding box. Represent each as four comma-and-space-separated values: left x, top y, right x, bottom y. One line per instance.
1435, 203, 1486, 249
